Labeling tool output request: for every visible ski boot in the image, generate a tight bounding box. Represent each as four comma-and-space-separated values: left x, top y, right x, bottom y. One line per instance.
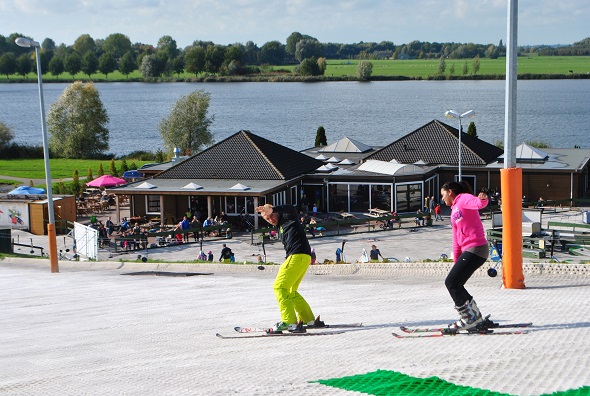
288, 320, 307, 333
305, 315, 326, 329
266, 321, 291, 334
447, 299, 485, 333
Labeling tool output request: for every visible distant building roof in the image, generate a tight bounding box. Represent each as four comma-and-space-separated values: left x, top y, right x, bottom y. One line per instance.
364, 120, 503, 166
318, 137, 373, 153
155, 130, 324, 180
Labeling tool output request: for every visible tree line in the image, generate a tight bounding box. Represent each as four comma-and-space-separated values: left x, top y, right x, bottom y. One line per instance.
1, 31, 588, 79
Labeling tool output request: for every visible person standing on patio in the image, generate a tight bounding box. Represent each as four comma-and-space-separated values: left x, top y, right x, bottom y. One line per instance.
255, 203, 322, 333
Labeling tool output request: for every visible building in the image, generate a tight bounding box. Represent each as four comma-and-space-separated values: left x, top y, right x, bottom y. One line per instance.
109, 121, 590, 228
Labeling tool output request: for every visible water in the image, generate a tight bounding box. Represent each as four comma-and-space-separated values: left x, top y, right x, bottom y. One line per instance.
1, 80, 589, 157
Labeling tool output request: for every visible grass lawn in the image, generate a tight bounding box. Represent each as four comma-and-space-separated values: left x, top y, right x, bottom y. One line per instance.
1, 56, 588, 82
0, 158, 151, 181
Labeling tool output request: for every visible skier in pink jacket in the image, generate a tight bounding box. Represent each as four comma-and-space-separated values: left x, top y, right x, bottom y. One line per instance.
440, 181, 489, 331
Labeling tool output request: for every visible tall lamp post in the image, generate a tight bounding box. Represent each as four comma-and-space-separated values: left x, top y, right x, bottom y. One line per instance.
15, 37, 59, 273
444, 109, 475, 181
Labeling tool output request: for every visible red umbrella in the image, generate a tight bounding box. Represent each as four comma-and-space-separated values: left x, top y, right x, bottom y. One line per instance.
86, 175, 127, 188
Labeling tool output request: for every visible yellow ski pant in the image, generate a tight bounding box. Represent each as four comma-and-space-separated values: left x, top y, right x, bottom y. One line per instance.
273, 253, 314, 324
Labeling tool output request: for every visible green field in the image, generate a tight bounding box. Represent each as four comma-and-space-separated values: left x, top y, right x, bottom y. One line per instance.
0, 56, 588, 82
0, 158, 150, 181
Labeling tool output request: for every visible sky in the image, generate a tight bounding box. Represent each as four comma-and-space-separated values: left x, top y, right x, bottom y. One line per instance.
1, 0, 589, 49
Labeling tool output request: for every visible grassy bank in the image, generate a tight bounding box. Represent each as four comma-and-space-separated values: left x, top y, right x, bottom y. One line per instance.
0, 158, 151, 181
1, 56, 588, 83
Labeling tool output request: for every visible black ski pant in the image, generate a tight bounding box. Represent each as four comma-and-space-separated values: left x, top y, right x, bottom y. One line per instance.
445, 251, 487, 307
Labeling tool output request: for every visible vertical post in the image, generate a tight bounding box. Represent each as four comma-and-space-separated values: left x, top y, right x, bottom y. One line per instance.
34, 46, 58, 273
458, 120, 463, 181
502, 0, 525, 289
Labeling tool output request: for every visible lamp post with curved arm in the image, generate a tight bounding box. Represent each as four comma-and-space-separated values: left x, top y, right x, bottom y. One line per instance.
15, 37, 59, 273
444, 109, 475, 181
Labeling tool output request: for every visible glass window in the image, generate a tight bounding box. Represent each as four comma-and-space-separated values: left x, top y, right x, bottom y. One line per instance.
329, 184, 348, 212
370, 184, 392, 211
349, 184, 370, 213
146, 195, 160, 214
396, 183, 422, 212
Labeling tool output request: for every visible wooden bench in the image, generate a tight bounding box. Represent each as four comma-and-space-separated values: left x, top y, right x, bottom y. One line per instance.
547, 221, 590, 233
574, 235, 590, 246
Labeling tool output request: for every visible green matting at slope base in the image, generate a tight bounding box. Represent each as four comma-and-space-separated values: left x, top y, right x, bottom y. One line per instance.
314, 369, 590, 396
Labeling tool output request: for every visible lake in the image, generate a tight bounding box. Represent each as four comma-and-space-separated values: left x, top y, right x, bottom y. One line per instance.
1, 80, 589, 157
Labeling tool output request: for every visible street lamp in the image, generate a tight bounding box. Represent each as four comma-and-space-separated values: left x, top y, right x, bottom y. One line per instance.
444, 109, 475, 181
15, 37, 59, 273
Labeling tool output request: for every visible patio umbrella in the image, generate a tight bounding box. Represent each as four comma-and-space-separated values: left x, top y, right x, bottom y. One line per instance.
7, 186, 46, 195
86, 175, 127, 188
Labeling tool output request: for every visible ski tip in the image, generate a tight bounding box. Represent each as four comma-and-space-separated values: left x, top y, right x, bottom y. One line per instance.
215, 333, 224, 338
234, 327, 241, 332
399, 326, 409, 331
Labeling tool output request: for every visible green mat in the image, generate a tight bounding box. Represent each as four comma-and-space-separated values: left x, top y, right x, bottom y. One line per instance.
314, 369, 590, 396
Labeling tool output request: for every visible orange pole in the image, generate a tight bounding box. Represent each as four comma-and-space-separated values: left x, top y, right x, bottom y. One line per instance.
500, 168, 525, 288
47, 223, 59, 273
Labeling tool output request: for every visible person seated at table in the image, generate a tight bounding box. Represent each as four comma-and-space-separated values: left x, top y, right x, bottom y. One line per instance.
386, 212, 402, 229
132, 222, 141, 235
105, 217, 115, 236
119, 218, 129, 233
415, 209, 425, 226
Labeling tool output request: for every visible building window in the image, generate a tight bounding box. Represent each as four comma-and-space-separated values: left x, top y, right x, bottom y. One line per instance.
396, 183, 423, 212
146, 195, 160, 214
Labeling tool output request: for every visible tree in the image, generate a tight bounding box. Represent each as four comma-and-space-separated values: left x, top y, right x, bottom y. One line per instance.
109, 159, 118, 176
295, 39, 323, 62
159, 90, 214, 154
120, 158, 129, 173
205, 45, 225, 74
185, 46, 206, 76
81, 51, 98, 78
98, 52, 117, 79
462, 61, 469, 75
0, 53, 17, 78
71, 169, 81, 197
317, 57, 327, 75
259, 40, 285, 65
118, 52, 136, 78
102, 33, 132, 59
297, 57, 321, 76
86, 166, 94, 182
0, 120, 14, 149
437, 55, 446, 75
286, 32, 304, 55
315, 126, 327, 146
139, 54, 162, 78
467, 121, 477, 139
48, 56, 64, 77
64, 53, 82, 79
357, 60, 373, 81
156, 35, 178, 63
73, 34, 96, 56
47, 81, 110, 158
472, 55, 481, 74
155, 149, 165, 163
16, 53, 32, 77
97, 163, 105, 176
449, 63, 456, 75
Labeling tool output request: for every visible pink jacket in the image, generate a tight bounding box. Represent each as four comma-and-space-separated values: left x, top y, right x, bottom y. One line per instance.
450, 193, 488, 261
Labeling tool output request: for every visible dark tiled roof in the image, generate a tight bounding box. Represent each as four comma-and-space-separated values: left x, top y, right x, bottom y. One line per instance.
364, 120, 503, 166
155, 130, 325, 180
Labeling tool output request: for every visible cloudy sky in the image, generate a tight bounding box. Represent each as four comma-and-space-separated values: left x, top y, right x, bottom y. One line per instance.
1, 0, 588, 48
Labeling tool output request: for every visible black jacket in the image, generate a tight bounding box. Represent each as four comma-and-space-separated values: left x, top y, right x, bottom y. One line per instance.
273, 205, 311, 257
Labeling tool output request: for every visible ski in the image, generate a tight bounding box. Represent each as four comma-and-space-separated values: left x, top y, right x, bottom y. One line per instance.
235, 322, 362, 334
217, 330, 345, 339
400, 316, 532, 334
393, 329, 529, 338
